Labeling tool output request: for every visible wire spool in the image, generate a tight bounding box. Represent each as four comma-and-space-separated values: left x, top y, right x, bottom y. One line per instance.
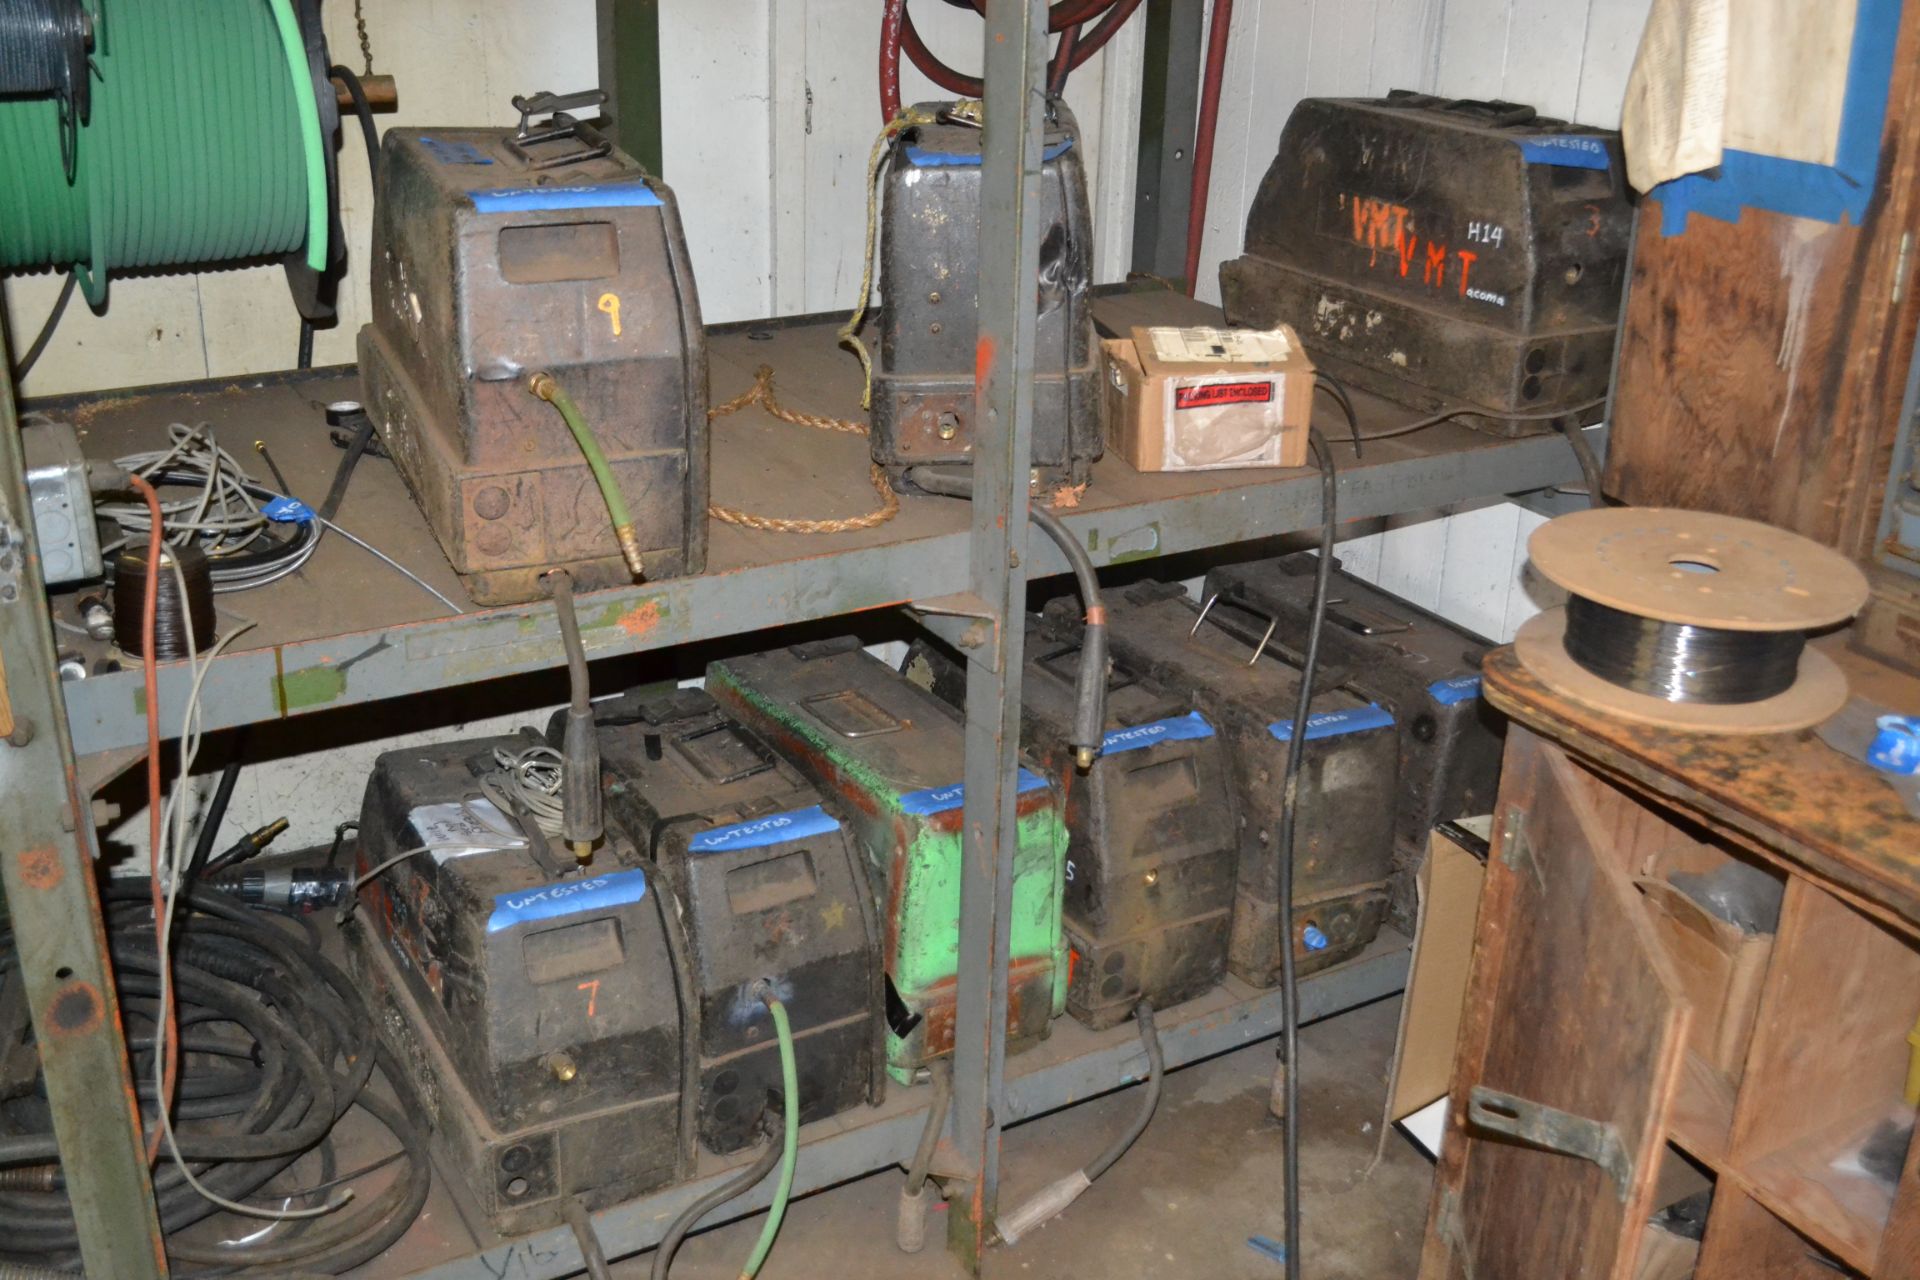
1514, 508, 1870, 733
0, 0, 338, 315
112, 541, 216, 660
0, 0, 91, 178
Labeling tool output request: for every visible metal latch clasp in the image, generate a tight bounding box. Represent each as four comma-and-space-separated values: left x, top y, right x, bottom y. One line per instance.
1466, 1085, 1633, 1201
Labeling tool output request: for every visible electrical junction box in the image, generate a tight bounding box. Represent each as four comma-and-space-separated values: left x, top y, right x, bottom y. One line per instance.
351, 733, 687, 1235
1202, 553, 1503, 929
872, 100, 1102, 492
1043, 583, 1400, 988
1219, 92, 1631, 437
554, 687, 887, 1155
904, 623, 1238, 1030
359, 120, 708, 605
708, 638, 1068, 1083
21, 418, 101, 586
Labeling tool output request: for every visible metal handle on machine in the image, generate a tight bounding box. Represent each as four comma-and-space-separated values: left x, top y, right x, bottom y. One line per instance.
508, 88, 613, 169
1189, 593, 1282, 667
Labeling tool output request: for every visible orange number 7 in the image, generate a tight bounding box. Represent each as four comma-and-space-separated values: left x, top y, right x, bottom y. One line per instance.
578, 979, 600, 1018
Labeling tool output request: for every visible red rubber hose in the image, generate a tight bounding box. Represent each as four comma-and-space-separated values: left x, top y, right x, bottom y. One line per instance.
1184, 0, 1233, 296
892, 0, 1141, 105
881, 0, 907, 121
1047, 23, 1082, 95
903, 6, 983, 99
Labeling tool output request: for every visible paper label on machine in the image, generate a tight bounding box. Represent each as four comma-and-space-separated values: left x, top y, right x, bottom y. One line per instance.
408, 799, 525, 862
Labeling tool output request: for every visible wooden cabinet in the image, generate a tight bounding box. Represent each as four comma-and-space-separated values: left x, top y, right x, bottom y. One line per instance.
1425, 647, 1920, 1279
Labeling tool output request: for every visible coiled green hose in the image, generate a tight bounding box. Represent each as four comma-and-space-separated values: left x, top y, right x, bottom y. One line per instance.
739, 991, 798, 1280
0, 0, 328, 304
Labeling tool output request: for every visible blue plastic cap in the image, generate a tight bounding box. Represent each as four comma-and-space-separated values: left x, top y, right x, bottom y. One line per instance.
1302, 924, 1329, 952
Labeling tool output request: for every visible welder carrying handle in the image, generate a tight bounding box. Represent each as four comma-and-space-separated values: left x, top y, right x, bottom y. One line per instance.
906, 466, 1107, 767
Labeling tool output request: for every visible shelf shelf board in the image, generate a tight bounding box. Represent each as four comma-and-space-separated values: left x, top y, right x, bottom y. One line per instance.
49, 302, 1579, 760
388, 930, 1409, 1280
1736, 1104, 1904, 1274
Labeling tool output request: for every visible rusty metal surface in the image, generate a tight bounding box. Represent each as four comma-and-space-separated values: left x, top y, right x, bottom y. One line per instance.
0, 347, 167, 1276
1481, 643, 1920, 938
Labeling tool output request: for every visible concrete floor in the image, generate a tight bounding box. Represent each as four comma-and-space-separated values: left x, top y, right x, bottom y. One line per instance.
632, 994, 1433, 1280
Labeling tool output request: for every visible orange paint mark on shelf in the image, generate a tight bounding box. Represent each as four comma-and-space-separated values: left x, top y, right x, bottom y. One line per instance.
618, 599, 665, 639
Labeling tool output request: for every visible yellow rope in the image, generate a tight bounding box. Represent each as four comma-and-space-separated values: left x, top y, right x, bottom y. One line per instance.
707, 366, 901, 534
838, 103, 955, 409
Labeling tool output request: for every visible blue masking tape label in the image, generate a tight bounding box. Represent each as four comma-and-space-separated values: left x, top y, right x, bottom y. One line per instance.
262, 495, 315, 525
687, 804, 840, 854
905, 136, 1076, 168
419, 136, 494, 165
469, 181, 662, 212
1518, 135, 1610, 170
1427, 675, 1483, 706
899, 768, 1047, 816
1101, 712, 1216, 756
487, 869, 648, 933
1268, 703, 1395, 743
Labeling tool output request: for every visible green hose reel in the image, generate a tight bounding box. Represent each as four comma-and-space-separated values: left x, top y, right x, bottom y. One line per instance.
0, 0, 339, 316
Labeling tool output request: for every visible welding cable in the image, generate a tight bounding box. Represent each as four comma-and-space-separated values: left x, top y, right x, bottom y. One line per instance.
737, 986, 800, 1280
528, 371, 646, 579
11, 270, 75, 382
1184, 0, 1234, 295
650, 1112, 783, 1280
330, 64, 382, 185
907, 466, 1108, 765
896, 1061, 953, 1253
1352, 394, 1608, 443
636, 856, 704, 1181
995, 1001, 1163, 1246
1270, 426, 1337, 1280
890, 0, 1144, 108
548, 569, 603, 860
0, 884, 433, 1272
1555, 418, 1607, 508
125, 471, 170, 1164
1314, 375, 1363, 460
185, 758, 243, 881
563, 1198, 614, 1280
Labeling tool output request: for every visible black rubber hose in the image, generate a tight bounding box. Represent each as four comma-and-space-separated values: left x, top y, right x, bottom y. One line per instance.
650, 1116, 783, 1280
187, 758, 242, 880
548, 569, 603, 850
906, 466, 1108, 766
297, 320, 314, 371
315, 416, 375, 524
1085, 1001, 1162, 1181
637, 856, 703, 1175
1273, 427, 1336, 1280
329, 64, 382, 184
563, 1197, 614, 1280
1555, 418, 1606, 509
12, 272, 76, 382
1314, 375, 1363, 460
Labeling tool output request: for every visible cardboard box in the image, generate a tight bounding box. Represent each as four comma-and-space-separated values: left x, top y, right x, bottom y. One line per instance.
1102, 324, 1313, 472
1636, 877, 1773, 1083
1382, 819, 1491, 1155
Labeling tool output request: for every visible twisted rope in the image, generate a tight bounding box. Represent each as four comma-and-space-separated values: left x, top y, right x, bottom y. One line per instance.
707, 365, 901, 534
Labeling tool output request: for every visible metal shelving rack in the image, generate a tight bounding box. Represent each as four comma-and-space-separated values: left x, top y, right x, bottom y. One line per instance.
0, 4, 1589, 1275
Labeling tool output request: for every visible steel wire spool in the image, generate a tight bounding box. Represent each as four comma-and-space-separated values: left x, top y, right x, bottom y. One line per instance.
1514, 507, 1870, 733
1561, 595, 1806, 705
112, 540, 215, 659
0, 0, 334, 309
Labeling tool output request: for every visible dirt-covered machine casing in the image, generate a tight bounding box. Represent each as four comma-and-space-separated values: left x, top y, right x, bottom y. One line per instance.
1044, 583, 1400, 987
359, 124, 707, 604
905, 624, 1237, 1029
709, 638, 1068, 1082
352, 733, 686, 1235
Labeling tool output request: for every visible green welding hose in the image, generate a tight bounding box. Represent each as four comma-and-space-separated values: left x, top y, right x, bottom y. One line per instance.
265, 0, 330, 272
529, 372, 647, 579
739, 990, 799, 1280
0, 0, 328, 300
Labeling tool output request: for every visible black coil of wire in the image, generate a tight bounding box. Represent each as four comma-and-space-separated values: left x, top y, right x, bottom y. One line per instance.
111, 541, 216, 660
1563, 595, 1805, 705
0, 884, 431, 1276
0, 0, 91, 177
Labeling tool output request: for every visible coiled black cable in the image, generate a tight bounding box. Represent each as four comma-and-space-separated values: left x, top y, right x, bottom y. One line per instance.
0, 884, 431, 1275
0, 0, 90, 177
1563, 595, 1803, 704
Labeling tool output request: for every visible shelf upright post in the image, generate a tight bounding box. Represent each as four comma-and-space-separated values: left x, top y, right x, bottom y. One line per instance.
0, 352, 168, 1274
947, 0, 1051, 1270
